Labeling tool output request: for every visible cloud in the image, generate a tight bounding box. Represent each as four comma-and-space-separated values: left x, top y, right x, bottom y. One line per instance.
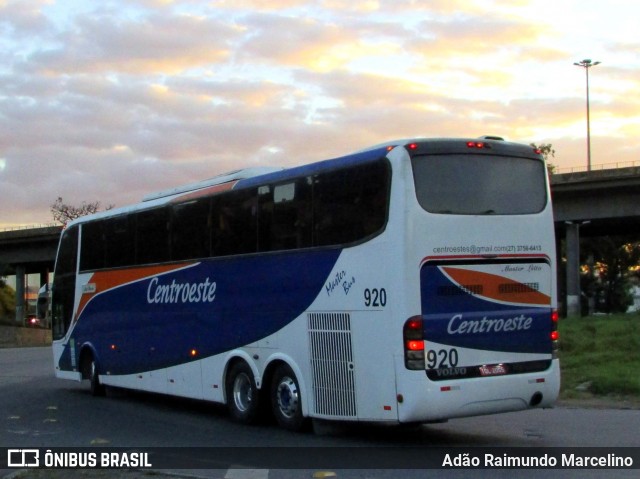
0, 0, 639, 227
30, 11, 237, 75
236, 13, 363, 72
0, 0, 52, 37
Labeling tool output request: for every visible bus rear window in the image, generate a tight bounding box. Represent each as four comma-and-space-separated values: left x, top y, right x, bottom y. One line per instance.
411, 154, 547, 215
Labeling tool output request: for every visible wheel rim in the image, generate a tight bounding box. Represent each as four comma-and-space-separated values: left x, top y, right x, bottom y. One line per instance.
276, 376, 299, 418
232, 372, 253, 413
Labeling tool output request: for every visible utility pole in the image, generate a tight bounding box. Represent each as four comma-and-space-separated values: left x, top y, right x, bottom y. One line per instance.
573, 59, 600, 171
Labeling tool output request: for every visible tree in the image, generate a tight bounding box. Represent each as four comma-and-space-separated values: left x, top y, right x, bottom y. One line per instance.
50, 197, 114, 226
581, 236, 640, 313
0, 268, 16, 324
530, 142, 556, 174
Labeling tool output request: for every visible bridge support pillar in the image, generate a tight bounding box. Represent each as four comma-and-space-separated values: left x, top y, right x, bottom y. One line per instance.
565, 222, 581, 317
15, 264, 26, 325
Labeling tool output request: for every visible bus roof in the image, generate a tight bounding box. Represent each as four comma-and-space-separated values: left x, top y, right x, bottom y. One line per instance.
64, 145, 391, 228
63, 137, 539, 228
235, 145, 391, 190
142, 166, 284, 202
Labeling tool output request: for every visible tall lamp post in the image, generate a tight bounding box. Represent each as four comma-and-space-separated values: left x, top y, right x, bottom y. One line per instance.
573, 59, 600, 171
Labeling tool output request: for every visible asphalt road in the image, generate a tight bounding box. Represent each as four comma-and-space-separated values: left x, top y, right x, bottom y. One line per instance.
2, 347, 639, 479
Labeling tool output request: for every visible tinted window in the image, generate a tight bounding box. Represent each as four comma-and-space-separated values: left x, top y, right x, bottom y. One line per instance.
313, 160, 389, 246
136, 208, 170, 264
104, 216, 134, 267
80, 221, 105, 271
211, 188, 257, 256
258, 178, 313, 252
411, 154, 546, 215
74, 158, 391, 271
172, 199, 211, 261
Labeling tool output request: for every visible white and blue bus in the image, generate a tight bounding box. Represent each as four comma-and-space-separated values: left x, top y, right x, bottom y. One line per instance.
52, 137, 560, 431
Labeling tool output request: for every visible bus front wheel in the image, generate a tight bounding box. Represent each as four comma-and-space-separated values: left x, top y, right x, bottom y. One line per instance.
271, 364, 306, 431
226, 361, 260, 424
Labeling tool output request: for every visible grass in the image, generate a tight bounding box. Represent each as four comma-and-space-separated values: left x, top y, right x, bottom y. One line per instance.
558, 313, 640, 400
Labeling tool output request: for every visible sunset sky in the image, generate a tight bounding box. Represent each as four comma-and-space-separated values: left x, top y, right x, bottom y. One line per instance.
1, 0, 638, 227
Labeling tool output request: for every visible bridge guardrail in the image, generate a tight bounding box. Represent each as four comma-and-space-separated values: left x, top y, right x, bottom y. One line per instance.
555, 160, 640, 174
0, 223, 59, 233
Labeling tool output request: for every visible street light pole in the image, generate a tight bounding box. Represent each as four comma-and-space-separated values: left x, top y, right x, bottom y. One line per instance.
573, 59, 600, 171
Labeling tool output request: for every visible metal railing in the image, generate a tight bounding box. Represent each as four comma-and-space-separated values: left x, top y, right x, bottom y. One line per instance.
0, 223, 59, 232
555, 160, 640, 174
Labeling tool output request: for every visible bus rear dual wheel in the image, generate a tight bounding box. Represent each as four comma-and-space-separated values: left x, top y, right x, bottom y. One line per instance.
271, 364, 306, 431
226, 362, 305, 431
226, 362, 260, 424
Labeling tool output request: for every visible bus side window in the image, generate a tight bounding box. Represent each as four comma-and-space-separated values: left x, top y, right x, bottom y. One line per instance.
80, 221, 105, 271
313, 171, 344, 246
290, 177, 313, 249
313, 160, 389, 247
359, 160, 389, 237
257, 185, 273, 252
258, 178, 312, 252
212, 189, 257, 257
171, 199, 211, 261
104, 216, 134, 268
136, 207, 170, 265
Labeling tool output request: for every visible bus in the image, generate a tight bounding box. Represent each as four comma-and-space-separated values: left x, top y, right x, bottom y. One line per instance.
51, 137, 560, 431
37, 283, 52, 327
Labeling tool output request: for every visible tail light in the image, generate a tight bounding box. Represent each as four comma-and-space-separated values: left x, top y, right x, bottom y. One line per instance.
551, 309, 559, 358
404, 316, 425, 370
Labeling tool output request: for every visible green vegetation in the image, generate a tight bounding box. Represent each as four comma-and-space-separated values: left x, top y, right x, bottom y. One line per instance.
0, 280, 16, 325
558, 313, 640, 399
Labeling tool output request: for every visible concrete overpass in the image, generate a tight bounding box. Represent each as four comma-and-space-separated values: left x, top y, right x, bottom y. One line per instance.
551, 167, 640, 315
1, 166, 639, 322
552, 166, 640, 236
0, 225, 61, 324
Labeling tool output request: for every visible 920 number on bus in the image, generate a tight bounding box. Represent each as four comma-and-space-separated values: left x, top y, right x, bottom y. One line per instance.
364, 288, 387, 307
426, 348, 459, 369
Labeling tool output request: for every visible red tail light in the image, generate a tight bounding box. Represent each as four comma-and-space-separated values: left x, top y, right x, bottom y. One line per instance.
551, 309, 559, 358
404, 316, 425, 370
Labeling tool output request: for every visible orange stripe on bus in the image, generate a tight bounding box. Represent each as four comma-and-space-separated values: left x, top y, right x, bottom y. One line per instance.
75, 263, 194, 320
441, 267, 550, 306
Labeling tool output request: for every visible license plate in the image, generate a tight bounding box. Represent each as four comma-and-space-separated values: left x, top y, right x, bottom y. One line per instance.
479, 364, 508, 376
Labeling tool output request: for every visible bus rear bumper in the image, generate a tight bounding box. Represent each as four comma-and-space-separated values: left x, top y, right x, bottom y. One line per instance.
395, 359, 560, 423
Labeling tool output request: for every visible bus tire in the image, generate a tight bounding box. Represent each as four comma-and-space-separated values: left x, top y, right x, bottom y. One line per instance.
271, 364, 306, 431
226, 361, 260, 424
89, 358, 106, 397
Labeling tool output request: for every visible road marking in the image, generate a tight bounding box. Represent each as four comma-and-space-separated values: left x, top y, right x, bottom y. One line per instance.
313, 472, 337, 478
224, 468, 269, 479
90, 438, 110, 445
